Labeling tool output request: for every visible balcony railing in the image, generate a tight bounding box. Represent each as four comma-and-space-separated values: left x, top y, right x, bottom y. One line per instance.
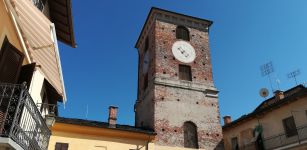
0, 83, 51, 150
32, 0, 47, 11
263, 124, 307, 149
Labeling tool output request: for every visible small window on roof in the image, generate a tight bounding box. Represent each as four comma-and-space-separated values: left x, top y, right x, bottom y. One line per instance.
176, 26, 190, 41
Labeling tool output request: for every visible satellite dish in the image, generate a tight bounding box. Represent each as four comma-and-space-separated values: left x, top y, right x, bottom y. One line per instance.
259, 88, 269, 98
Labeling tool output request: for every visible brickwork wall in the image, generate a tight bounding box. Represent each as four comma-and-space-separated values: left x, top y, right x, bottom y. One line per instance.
154, 20, 214, 86
152, 19, 222, 149
135, 14, 223, 150
135, 22, 156, 129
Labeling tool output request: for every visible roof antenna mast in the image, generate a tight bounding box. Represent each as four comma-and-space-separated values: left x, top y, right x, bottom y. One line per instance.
86, 104, 89, 120
260, 61, 275, 92
287, 69, 301, 86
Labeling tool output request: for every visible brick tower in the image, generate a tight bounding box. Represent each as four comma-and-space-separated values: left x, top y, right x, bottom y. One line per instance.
134, 7, 222, 150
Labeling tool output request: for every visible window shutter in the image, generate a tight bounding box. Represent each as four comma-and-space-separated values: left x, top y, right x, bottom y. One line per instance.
62, 143, 68, 150
18, 63, 36, 88
184, 122, 198, 148
176, 26, 190, 41
55, 143, 69, 150
282, 116, 298, 137
55, 143, 61, 150
0, 37, 24, 84
179, 65, 192, 81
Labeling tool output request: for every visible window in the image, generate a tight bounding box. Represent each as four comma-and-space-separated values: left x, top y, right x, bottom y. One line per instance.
176, 26, 190, 41
179, 65, 192, 81
0, 37, 24, 84
231, 137, 239, 150
282, 116, 298, 137
143, 73, 148, 90
184, 121, 198, 148
55, 142, 69, 150
145, 37, 149, 52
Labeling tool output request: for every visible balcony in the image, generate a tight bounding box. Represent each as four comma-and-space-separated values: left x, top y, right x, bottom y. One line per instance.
31, 0, 46, 11
263, 124, 307, 149
0, 83, 51, 150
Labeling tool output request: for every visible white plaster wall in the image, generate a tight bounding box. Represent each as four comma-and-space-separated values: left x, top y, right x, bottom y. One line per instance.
28, 68, 45, 105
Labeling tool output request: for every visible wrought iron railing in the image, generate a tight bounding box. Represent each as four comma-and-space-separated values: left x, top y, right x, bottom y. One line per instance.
0, 83, 51, 150
263, 124, 307, 149
32, 0, 47, 11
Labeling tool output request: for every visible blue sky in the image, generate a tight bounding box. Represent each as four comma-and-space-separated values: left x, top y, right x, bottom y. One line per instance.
58, 0, 307, 125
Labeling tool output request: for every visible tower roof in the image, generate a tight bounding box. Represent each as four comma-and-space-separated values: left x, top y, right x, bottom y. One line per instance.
135, 7, 213, 48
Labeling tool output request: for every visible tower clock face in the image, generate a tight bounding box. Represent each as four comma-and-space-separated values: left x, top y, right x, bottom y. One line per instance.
172, 41, 196, 63
143, 51, 149, 74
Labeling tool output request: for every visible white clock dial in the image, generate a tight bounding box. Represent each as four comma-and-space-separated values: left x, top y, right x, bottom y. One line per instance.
143, 51, 149, 74
172, 41, 196, 63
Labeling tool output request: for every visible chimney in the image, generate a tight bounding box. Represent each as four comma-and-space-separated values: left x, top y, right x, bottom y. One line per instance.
274, 90, 284, 100
223, 115, 232, 125
108, 106, 118, 128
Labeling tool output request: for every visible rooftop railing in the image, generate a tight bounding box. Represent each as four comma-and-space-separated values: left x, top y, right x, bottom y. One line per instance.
263, 124, 307, 149
0, 83, 51, 150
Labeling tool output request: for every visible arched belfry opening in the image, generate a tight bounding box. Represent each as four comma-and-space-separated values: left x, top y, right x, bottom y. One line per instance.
183, 121, 199, 148
176, 26, 190, 41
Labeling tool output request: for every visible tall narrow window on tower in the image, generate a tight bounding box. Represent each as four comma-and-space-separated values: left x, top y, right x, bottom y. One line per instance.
176, 26, 190, 41
145, 37, 149, 51
184, 121, 198, 148
179, 65, 192, 81
143, 37, 150, 90
143, 73, 148, 90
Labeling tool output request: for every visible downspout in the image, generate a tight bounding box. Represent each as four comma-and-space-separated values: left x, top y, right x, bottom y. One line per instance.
4, 0, 32, 63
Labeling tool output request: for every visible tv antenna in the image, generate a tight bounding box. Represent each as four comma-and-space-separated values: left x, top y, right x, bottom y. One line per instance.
260, 61, 274, 92
287, 69, 301, 85
85, 104, 89, 120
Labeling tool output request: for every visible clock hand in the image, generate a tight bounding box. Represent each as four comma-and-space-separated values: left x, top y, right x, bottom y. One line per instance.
184, 53, 189, 57
178, 47, 186, 55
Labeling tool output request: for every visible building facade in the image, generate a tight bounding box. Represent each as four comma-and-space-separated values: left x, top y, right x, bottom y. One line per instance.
0, 0, 75, 149
223, 85, 307, 150
48, 107, 156, 150
134, 7, 223, 150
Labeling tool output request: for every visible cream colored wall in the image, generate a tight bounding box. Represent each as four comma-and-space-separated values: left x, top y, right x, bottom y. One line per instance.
29, 68, 45, 105
154, 145, 206, 150
49, 131, 153, 150
0, 0, 26, 64
223, 96, 307, 150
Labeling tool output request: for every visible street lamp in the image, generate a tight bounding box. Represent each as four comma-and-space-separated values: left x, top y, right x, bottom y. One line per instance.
45, 114, 55, 127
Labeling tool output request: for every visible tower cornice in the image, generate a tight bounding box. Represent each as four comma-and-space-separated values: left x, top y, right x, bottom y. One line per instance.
135, 7, 213, 49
